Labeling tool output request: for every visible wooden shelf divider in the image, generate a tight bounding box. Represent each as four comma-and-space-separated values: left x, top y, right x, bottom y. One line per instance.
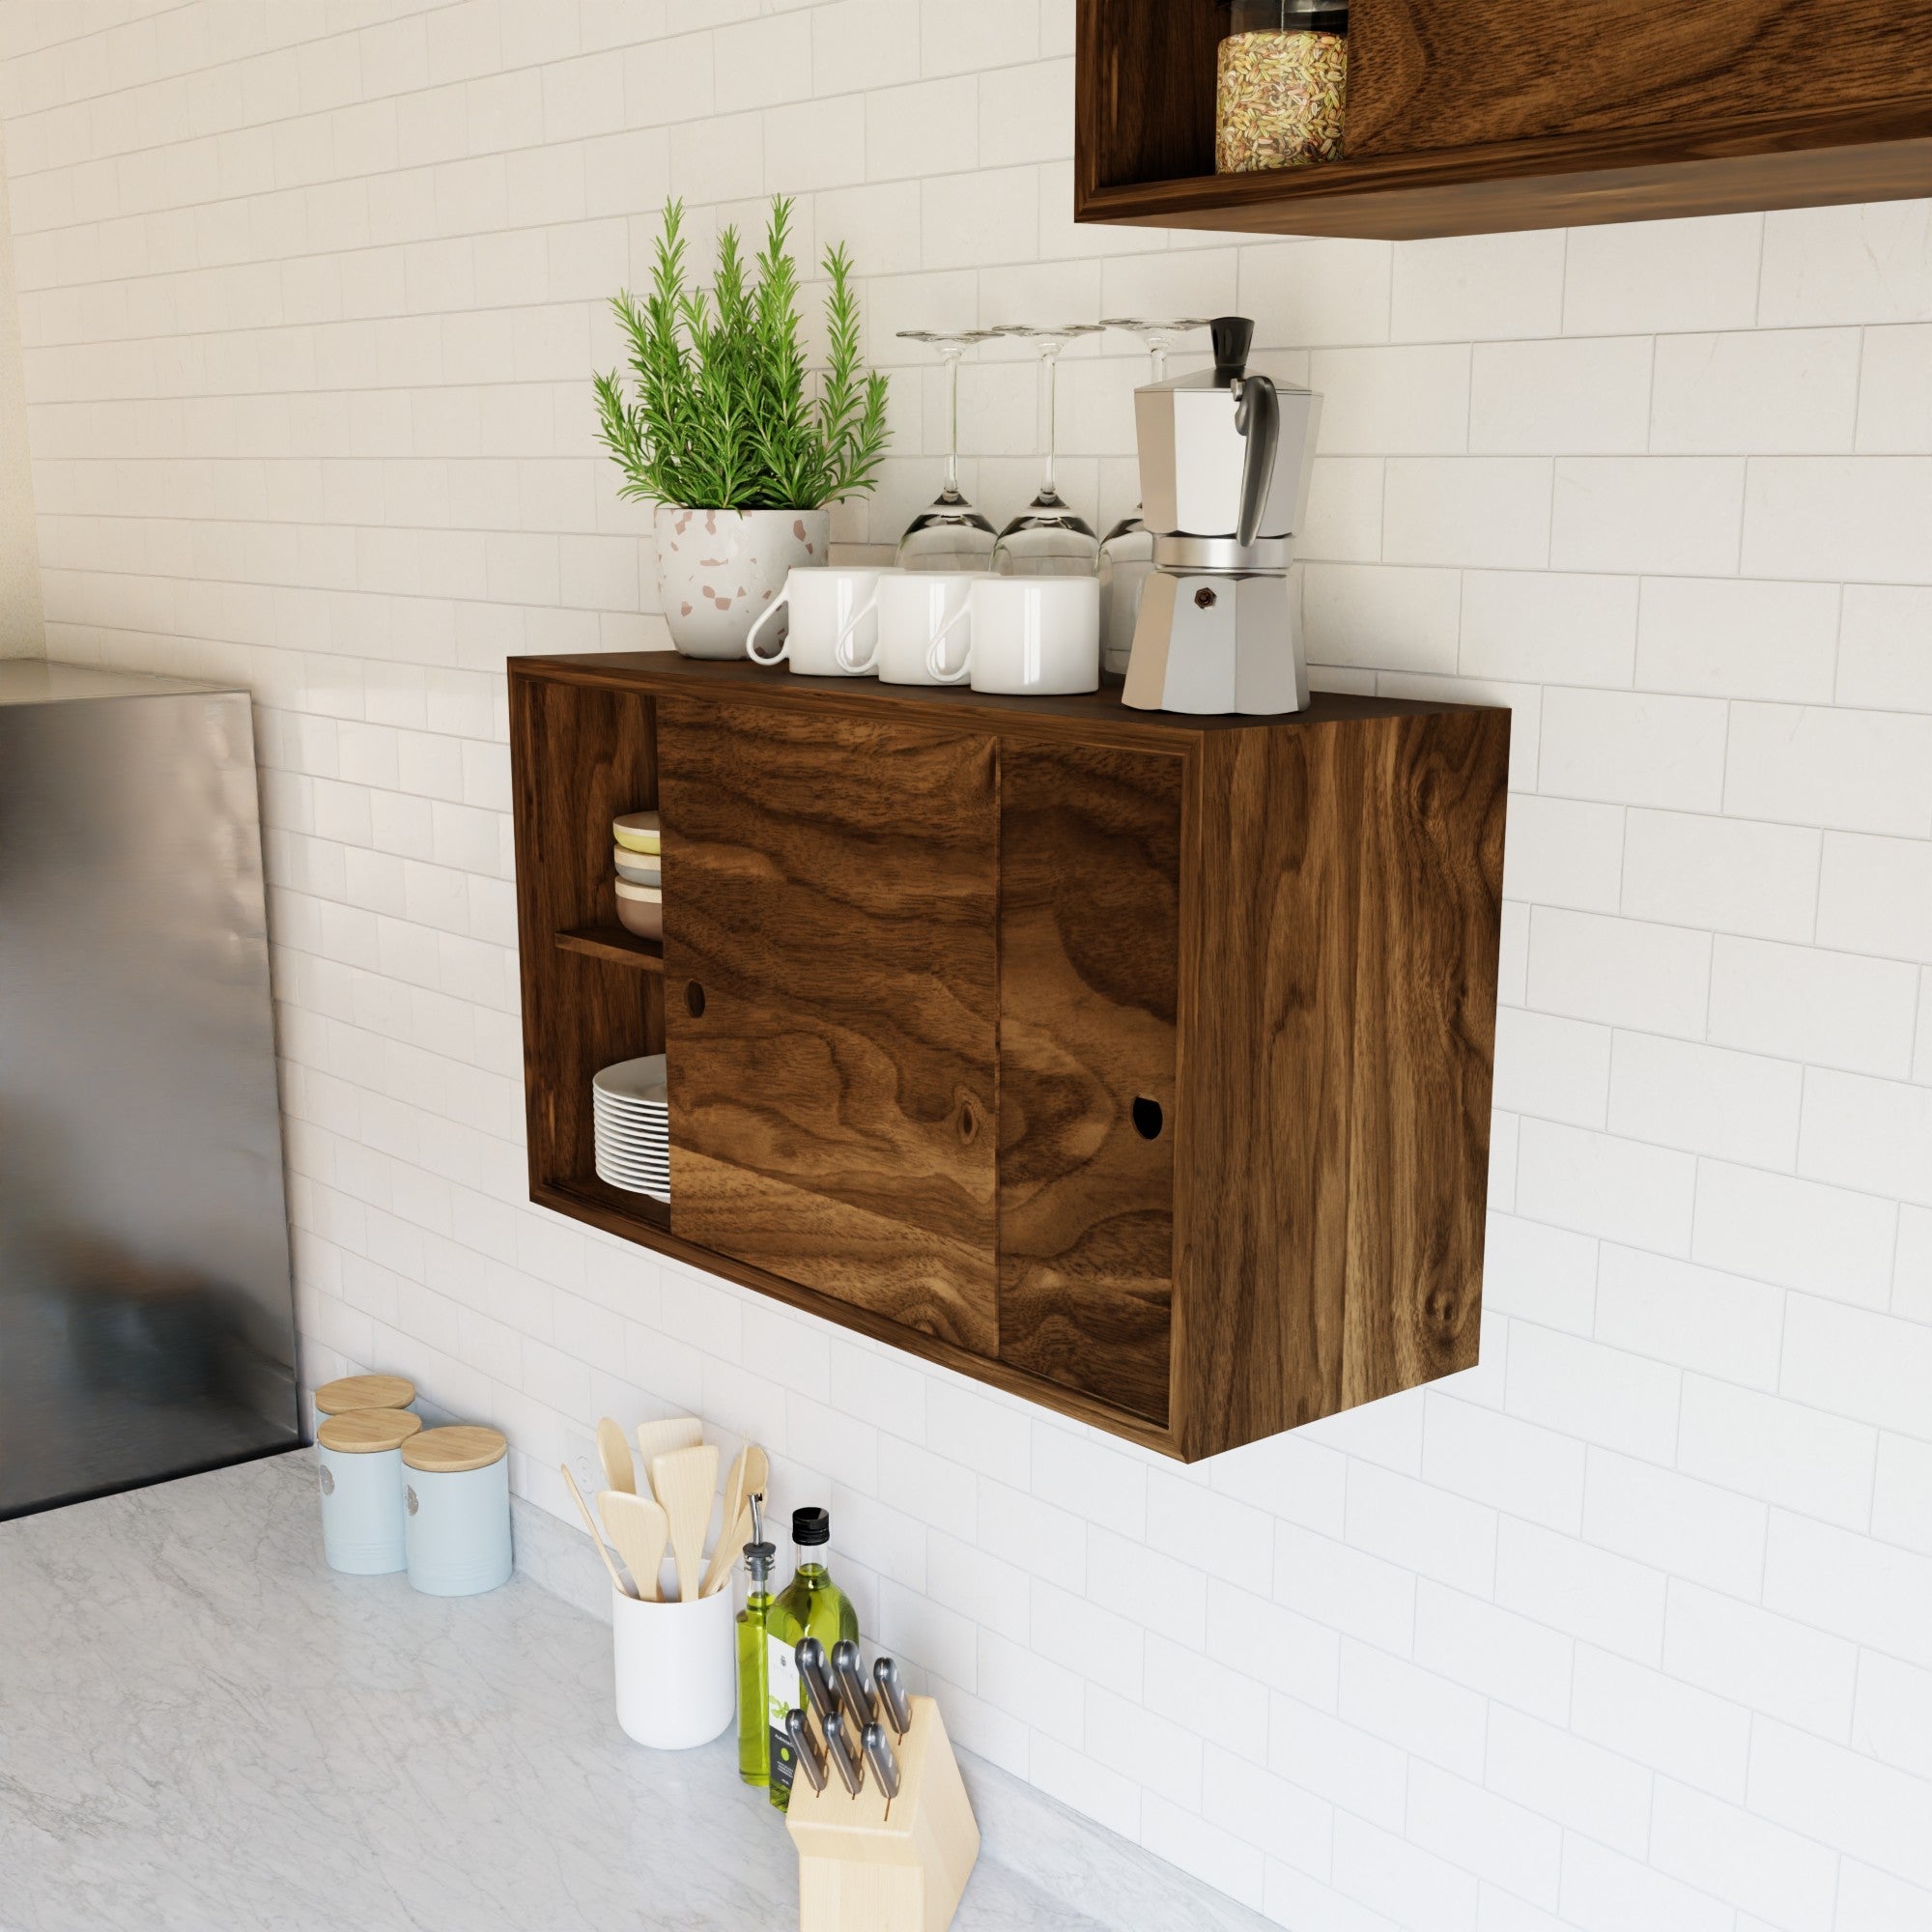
554, 925, 665, 972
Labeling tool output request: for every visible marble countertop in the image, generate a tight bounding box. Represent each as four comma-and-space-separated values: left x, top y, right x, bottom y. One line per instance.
1, 1450, 1269, 1932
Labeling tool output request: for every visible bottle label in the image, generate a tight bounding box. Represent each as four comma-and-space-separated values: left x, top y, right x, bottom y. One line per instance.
767, 1633, 801, 1792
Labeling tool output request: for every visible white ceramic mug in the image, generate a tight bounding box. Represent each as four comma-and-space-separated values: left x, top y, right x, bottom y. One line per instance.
842, 571, 985, 684
927, 576, 1100, 696
745, 567, 881, 676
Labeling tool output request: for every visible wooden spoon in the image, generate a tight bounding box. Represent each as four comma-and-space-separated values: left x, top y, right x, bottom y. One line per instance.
635, 1416, 702, 1493
650, 1443, 719, 1603
697, 1442, 769, 1599
596, 1417, 636, 1495
599, 1489, 670, 1604
561, 1462, 633, 1600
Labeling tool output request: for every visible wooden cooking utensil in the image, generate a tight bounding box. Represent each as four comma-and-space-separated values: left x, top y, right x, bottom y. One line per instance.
596, 1416, 636, 1494
599, 1489, 670, 1604
635, 1416, 702, 1494
650, 1443, 719, 1603
562, 1462, 633, 1599
698, 1502, 753, 1600
696, 1441, 769, 1599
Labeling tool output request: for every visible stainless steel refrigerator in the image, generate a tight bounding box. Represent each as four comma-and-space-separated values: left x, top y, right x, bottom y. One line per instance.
0, 660, 300, 1518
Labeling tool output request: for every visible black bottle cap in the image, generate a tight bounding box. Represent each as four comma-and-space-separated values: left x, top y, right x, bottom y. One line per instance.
793, 1506, 831, 1547
1210, 316, 1254, 386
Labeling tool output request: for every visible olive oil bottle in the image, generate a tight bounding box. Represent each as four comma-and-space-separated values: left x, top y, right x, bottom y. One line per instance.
736, 1536, 776, 1785
765, 1506, 859, 1810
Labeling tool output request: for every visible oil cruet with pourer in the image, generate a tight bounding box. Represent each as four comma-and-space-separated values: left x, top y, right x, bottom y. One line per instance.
1121, 314, 1322, 717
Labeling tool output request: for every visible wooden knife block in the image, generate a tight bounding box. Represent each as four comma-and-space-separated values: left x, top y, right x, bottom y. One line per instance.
785, 1695, 980, 1932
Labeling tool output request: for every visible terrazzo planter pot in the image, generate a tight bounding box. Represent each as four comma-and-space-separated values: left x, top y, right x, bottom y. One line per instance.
611, 1578, 735, 1749
654, 505, 828, 659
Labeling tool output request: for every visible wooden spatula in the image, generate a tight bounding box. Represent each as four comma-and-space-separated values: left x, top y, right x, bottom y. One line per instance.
699, 1503, 753, 1600
599, 1489, 669, 1603
596, 1417, 636, 1494
635, 1416, 702, 1494
650, 1443, 719, 1603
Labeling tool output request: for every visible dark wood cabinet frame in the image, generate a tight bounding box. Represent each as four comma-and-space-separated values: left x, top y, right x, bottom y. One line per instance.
511, 654, 1508, 1461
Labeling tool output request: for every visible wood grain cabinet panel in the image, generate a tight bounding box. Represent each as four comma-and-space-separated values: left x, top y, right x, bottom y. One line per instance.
510, 656, 1509, 1461
656, 696, 1000, 1355
1075, 0, 1932, 239
996, 742, 1182, 1427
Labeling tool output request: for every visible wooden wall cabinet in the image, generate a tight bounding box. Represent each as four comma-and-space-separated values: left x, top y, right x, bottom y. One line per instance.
510, 656, 1508, 1461
1078, 0, 1932, 239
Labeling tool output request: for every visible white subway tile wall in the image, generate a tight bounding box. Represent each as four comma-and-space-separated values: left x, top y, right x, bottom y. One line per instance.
2, 6, 1930, 1927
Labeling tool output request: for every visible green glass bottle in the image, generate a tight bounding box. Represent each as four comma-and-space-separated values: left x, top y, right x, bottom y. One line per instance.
765, 1506, 859, 1811
736, 1536, 776, 1785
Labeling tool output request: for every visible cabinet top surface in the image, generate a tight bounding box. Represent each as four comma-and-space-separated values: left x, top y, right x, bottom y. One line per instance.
508, 651, 1497, 740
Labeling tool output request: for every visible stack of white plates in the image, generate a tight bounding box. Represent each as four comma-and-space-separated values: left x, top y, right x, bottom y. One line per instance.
593, 1054, 668, 1202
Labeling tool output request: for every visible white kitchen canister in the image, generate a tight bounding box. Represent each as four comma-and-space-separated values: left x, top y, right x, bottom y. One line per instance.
313, 1373, 416, 1438
611, 1578, 735, 1749
316, 1407, 423, 1574
401, 1426, 513, 1598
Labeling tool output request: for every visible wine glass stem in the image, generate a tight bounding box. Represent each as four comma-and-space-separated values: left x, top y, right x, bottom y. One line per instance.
1039, 347, 1059, 499
943, 348, 962, 497
1150, 343, 1167, 384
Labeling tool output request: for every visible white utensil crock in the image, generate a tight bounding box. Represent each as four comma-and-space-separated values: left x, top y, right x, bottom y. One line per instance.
611, 1577, 736, 1749
655, 506, 829, 659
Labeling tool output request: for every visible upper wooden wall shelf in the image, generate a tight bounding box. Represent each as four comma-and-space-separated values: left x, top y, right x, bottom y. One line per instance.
1077, 0, 1932, 240
510, 653, 1508, 1462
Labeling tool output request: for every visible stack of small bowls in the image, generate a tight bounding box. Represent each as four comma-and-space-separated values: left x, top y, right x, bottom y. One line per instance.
613, 810, 661, 941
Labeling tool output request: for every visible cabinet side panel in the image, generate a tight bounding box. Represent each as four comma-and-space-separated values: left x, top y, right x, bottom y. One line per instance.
1343, 708, 1509, 1404
658, 696, 1000, 1355
997, 742, 1182, 1427
510, 673, 661, 1196
1177, 725, 1365, 1459
1350, 0, 1932, 156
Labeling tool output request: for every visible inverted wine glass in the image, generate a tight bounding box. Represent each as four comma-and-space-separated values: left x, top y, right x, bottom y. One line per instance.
895, 329, 999, 572
1096, 318, 1211, 675
990, 324, 1104, 576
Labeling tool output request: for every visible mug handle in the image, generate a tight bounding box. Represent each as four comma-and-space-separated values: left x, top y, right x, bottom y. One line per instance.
925, 603, 973, 684
833, 589, 882, 674
745, 592, 791, 666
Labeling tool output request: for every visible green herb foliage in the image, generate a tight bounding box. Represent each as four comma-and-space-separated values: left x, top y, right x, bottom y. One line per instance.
594, 197, 891, 511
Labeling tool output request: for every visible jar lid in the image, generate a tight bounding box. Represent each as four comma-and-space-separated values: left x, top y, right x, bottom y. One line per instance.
1224, 0, 1349, 24
318, 1408, 424, 1455
316, 1373, 415, 1415
403, 1425, 508, 1473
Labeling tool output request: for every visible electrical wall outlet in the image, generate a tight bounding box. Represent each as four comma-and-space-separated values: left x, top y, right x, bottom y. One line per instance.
560, 1425, 602, 1504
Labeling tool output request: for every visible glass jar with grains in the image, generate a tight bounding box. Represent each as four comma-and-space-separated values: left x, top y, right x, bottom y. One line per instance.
1216, 0, 1350, 174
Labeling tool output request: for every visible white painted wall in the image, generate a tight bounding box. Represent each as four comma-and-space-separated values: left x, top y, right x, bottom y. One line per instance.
0, 111, 43, 655
4, 5, 1931, 1927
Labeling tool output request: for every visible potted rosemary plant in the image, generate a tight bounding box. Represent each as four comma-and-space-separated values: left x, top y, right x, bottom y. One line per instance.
594, 197, 891, 658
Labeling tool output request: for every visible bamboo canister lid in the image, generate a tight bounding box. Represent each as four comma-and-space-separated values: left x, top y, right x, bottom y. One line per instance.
318, 1408, 424, 1455
316, 1374, 416, 1416
403, 1425, 507, 1474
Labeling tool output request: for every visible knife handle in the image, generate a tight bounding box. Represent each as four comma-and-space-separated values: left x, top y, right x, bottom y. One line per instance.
797, 1637, 839, 1725
831, 1637, 875, 1730
873, 1655, 913, 1738
821, 1707, 865, 1797
785, 1707, 827, 1794
862, 1719, 901, 1800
